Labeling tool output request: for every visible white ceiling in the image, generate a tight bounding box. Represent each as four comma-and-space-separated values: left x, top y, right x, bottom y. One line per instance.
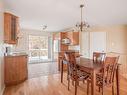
4, 0, 127, 32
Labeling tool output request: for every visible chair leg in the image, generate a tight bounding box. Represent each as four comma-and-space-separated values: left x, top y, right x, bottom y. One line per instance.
61, 60, 63, 83
77, 81, 79, 86
99, 87, 101, 92
72, 80, 74, 86
83, 80, 85, 84
75, 80, 78, 95
112, 84, 114, 95
87, 82, 89, 95
68, 77, 70, 90
67, 64, 69, 80
102, 86, 104, 95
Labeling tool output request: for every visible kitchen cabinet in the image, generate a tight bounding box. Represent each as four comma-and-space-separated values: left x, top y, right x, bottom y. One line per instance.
55, 32, 79, 71
60, 32, 68, 51
67, 32, 79, 45
4, 55, 28, 86
4, 12, 19, 44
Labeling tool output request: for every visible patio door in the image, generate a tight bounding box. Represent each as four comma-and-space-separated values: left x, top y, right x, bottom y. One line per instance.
29, 35, 50, 63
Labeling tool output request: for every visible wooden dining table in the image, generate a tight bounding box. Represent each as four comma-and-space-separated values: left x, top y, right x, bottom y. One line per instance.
61, 57, 120, 95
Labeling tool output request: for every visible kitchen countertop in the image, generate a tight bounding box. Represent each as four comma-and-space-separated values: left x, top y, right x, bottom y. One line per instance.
58, 50, 79, 53
4, 53, 28, 57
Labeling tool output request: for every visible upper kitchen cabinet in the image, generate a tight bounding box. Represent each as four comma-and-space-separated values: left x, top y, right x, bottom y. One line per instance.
67, 32, 79, 45
60, 32, 68, 51
4, 12, 19, 44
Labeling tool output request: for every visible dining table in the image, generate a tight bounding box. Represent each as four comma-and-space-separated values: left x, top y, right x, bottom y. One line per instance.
60, 57, 120, 95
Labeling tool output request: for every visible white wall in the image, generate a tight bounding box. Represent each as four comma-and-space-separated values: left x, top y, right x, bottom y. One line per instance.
80, 25, 127, 56
80, 32, 90, 58
0, 0, 5, 94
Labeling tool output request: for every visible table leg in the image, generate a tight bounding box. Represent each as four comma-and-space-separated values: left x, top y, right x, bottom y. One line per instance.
61, 60, 63, 83
116, 65, 120, 95
58, 57, 60, 71
67, 63, 69, 80
91, 70, 96, 95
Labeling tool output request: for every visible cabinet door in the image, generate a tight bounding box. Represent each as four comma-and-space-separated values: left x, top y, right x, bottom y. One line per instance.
67, 32, 79, 45
4, 13, 19, 44
4, 13, 11, 43
5, 57, 18, 84
10, 16, 17, 44
19, 56, 28, 80
67, 32, 73, 43
72, 32, 79, 45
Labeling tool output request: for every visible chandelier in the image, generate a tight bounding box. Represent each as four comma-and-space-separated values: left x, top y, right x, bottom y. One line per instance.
76, 4, 89, 32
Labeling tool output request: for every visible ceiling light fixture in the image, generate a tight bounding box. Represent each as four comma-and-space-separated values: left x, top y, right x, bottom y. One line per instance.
76, 4, 90, 32
42, 25, 47, 31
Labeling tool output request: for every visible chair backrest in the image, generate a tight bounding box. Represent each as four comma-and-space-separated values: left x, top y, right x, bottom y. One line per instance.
93, 52, 106, 64
102, 56, 119, 84
64, 52, 77, 78
64, 52, 76, 63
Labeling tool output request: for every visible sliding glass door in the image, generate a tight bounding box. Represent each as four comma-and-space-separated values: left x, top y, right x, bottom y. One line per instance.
28, 35, 51, 63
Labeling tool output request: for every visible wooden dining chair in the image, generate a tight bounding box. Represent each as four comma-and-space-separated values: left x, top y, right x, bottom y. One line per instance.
87, 56, 119, 95
93, 52, 106, 77
64, 51, 89, 95
93, 52, 106, 64
60, 51, 82, 83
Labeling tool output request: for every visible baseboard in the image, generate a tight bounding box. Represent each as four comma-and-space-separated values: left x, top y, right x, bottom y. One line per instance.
0, 85, 5, 95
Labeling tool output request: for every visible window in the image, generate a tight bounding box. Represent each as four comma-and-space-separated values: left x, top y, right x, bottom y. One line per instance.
29, 35, 49, 61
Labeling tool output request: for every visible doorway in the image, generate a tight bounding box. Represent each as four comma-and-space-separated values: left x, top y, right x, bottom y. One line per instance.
80, 31, 106, 59
90, 32, 106, 58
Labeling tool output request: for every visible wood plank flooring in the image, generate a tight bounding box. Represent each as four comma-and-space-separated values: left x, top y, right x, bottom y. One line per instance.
3, 73, 127, 95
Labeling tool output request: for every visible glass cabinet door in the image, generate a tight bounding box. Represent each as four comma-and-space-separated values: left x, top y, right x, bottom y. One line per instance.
11, 16, 17, 42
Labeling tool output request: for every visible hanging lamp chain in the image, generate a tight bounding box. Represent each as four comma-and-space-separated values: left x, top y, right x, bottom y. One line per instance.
80, 4, 84, 31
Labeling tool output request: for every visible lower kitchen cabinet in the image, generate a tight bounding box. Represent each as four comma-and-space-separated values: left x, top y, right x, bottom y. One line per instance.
4, 55, 28, 86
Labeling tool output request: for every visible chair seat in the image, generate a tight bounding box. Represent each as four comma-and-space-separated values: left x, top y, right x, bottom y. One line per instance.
70, 70, 90, 81
78, 70, 90, 80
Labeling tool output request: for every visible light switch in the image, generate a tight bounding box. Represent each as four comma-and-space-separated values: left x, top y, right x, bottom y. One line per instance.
111, 42, 115, 47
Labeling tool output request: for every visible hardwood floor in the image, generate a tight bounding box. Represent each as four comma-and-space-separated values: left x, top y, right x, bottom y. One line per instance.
3, 73, 127, 95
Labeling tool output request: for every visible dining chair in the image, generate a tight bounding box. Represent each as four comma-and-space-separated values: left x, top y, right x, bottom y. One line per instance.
87, 56, 119, 95
64, 51, 89, 95
93, 52, 106, 64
